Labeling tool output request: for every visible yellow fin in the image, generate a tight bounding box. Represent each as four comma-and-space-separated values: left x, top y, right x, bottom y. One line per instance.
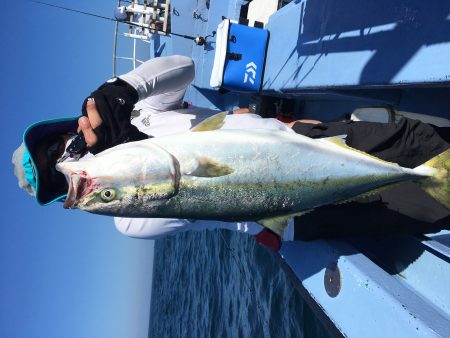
320, 135, 399, 165
188, 157, 234, 177
190, 112, 227, 132
333, 183, 401, 205
321, 135, 347, 146
257, 211, 311, 237
418, 148, 450, 209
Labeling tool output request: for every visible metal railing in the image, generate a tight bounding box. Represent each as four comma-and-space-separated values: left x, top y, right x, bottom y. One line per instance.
112, 0, 170, 76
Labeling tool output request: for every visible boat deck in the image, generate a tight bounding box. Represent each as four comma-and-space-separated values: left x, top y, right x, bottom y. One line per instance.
278, 231, 450, 337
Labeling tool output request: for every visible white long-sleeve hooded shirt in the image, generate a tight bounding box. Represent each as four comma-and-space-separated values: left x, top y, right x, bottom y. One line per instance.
100, 55, 295, 240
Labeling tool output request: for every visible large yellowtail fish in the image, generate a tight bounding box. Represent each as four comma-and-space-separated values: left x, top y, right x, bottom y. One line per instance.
57, 113, 449, 236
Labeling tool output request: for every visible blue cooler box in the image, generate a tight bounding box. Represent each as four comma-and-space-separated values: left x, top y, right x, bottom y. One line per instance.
210, 19, 269, 92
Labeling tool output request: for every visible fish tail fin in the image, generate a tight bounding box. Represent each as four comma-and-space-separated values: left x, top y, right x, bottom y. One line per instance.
416, 148, 450, 209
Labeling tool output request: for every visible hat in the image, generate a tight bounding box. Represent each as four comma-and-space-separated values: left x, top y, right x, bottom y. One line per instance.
22, 117, 79, 205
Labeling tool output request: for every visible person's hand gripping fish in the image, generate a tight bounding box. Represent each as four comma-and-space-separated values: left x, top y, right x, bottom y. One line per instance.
78, 99, 101, 148
59, 77, 148, 163
57, 99, 102, 163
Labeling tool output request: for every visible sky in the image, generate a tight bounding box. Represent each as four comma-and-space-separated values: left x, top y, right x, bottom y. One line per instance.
0, 1, 155, 338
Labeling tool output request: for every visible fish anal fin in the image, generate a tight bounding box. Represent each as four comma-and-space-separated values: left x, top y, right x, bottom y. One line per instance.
333, 183, 401, 205
188, 157, 234, 177
257, 211, 311, 237
191, 112, 227, 132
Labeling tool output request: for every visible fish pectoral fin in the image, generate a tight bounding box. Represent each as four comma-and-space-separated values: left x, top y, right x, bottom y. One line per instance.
190, 112, 227, 131
188, 157, 234, 177
257, 211, 311, 237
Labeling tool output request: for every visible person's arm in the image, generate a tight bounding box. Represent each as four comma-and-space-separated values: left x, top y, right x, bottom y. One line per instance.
115, 216, 284, 251
114, 217, 195, 239
120, 55, 194, 112
78, 56, 195, 152
114, 217, 265, 238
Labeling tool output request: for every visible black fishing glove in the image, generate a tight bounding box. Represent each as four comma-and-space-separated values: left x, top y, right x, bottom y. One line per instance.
82, 77, 149, 154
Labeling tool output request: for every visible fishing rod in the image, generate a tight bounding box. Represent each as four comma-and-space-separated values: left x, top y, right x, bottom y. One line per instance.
27, 0, 213, 45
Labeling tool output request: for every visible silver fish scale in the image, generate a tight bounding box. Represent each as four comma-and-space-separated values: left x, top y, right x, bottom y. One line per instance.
64, 129, 427, 225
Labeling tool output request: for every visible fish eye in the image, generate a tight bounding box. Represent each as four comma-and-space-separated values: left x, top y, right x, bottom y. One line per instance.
100, 188, 116, 202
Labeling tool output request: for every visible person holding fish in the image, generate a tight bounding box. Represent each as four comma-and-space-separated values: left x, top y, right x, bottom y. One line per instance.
12, 55, 450, 251
13, 55, 296, 250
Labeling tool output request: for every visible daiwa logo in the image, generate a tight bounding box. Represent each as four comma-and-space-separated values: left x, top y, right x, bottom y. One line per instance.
243, 62, 257, 85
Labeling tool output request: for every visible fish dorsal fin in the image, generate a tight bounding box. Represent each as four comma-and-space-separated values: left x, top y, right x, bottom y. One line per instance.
321, 134, 347, 146
257, 210, 311, 237
191, 112, 227, 132
188, 157, 234, 177
320, 135, 399, 165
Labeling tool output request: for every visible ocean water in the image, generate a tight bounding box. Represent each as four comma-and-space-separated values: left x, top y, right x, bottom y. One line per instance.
149, 230, 330, 338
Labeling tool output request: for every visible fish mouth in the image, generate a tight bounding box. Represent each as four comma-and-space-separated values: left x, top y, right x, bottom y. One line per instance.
63, 171, 93, 209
